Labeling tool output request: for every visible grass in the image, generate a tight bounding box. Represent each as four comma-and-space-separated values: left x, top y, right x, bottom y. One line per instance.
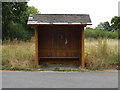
53, 67, 61, 71
1, 38, 119, 71
52, 67, 90, 72
85, 38, 119, 70
2, 39, 36, 70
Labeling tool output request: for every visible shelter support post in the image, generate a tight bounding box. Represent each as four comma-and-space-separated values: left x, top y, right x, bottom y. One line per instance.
81, 26, 85, 68
35, 26, 39, 67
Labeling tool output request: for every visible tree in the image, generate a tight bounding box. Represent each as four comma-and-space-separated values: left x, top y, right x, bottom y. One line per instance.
27, 6, 39, 14
2, 2, 28, 40
2, 2, 28, 25
96, 21, 111, 31
103, 21, 111, 31
22, 6, 39, 24
111, 16, 120, 31
96, 22, 104, 30
2, 2, 39, 41
22, 6, 40, 39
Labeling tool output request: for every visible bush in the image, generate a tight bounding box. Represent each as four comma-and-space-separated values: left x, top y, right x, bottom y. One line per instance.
3, 22, 33, 41
85, 28, 118, 39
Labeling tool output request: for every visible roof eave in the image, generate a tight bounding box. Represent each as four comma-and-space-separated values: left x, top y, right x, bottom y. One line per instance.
27, 23, 92, 26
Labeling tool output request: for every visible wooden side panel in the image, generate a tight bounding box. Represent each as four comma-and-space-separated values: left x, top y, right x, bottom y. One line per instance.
35, 27, 39, 65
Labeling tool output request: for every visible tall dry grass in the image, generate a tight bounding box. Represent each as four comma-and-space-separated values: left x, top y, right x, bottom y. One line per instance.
2, 38, 36, 70
85, 38, 118, 70
1, 38, 119, 70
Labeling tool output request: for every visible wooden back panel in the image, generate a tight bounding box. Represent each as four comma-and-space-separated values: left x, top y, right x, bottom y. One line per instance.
38, 25, 81, 58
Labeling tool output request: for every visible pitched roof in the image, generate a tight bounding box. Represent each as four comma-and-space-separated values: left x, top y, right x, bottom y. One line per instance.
27, 14, 92, 25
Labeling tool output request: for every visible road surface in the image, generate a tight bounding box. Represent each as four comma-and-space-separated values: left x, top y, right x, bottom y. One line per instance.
2, 71, 118, 88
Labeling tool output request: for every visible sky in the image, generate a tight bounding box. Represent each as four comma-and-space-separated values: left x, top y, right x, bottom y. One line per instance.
28, 0, 120, 28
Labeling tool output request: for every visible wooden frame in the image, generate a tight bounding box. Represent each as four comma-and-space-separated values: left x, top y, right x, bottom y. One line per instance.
34, 25, 87, 68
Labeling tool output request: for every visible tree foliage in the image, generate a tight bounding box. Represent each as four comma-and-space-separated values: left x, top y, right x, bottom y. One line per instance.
2, 2, 28, 25
2, 2, 39, 41
96, 16, 120, 31
27, 6, 39, 14
111, 16, 120, 31
96, 21, 111, 31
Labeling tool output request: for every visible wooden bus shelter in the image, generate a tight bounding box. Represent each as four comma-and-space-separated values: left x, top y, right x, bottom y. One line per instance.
27, 14, 92, 68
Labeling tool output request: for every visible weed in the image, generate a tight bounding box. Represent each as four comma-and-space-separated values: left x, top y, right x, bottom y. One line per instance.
40, 64, 48, 69
53, 67, 60, 71
92, 65, 101, 70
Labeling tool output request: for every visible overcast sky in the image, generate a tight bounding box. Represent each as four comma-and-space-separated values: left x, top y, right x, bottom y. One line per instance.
28, 0, 119, 28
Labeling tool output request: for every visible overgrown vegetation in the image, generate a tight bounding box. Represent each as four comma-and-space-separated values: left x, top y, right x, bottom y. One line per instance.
2, 38, 36, 70
85, 28, 118, 39
85, 38, 119, 70
2, 38, 119, 71
85, 16, 120, 39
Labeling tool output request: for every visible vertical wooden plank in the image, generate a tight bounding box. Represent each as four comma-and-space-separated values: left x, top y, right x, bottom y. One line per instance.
35, 26, 39, 66
81, 26, 85, 68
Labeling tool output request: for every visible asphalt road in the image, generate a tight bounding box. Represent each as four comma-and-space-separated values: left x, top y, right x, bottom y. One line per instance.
2, 71, 118, 88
